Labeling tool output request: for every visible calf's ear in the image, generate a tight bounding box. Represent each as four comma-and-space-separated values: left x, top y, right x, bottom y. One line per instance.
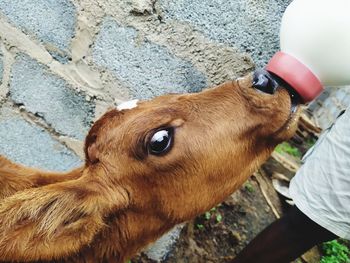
0, 176, 130, 262
84, 109, 121, 165
86, 135, 99, 164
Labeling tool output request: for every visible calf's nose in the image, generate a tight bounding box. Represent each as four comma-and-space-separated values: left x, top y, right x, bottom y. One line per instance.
252, 69, 279, 95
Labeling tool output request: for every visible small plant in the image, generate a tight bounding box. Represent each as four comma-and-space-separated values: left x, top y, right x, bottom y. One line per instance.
204, 211, 211, 220
196, 224, 205, 230
306, 137, 317, 149
202, 206, 223, 224
320, 240, 350, 263
216, 214, 223, 223
244, 182, 254, 193
275, 142, 302, 158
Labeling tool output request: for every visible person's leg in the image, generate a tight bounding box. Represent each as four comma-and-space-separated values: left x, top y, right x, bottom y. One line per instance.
232, 205, 337, 263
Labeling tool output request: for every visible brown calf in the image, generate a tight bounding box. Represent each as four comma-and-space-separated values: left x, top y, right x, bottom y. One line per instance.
0, 73, 299, 262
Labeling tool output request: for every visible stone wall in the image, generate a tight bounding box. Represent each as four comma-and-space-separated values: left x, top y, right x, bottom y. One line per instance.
0, 0, 292, 169
2, 0, 344, 261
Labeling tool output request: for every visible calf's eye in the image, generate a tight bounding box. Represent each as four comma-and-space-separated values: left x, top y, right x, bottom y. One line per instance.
148, 128, 174, 155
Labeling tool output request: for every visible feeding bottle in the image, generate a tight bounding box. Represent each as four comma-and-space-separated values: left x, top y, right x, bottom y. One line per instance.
266, 0, 350, 103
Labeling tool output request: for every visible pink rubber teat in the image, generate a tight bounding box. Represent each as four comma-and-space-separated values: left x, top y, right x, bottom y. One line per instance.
266, 52, 323, 103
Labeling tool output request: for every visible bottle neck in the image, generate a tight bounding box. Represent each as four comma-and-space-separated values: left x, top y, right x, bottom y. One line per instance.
266, 52, 324, 103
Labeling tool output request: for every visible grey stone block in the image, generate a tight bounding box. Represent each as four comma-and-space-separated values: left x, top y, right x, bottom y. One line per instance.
10, 54, 94, 140
93, 18, 207, 99
145, 225, 183, 261
0, 0, 76, 63
159, 0, 291, 68
0, 107, 81, 171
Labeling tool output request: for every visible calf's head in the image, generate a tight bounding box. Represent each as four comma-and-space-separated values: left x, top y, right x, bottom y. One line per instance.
0, 71, 300, 262
85, 71, 299, 227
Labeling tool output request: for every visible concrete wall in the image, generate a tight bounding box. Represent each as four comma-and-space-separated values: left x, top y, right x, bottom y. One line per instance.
0, 0, 292, 169
1, 0, 343, 261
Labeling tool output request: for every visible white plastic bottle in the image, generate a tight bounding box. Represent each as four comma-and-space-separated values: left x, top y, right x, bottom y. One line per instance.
266, 0, 350, 103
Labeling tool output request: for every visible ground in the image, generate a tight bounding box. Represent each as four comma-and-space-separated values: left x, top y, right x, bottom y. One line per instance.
131, 168, 286, 262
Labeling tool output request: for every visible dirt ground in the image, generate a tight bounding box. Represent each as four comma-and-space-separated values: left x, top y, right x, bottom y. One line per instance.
132, 166, 292, 263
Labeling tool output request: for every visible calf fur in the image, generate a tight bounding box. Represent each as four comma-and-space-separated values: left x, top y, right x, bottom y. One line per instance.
0, 74, 299, 262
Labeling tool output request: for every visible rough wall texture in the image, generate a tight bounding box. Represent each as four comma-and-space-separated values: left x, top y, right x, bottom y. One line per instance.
0, 0, 343, 261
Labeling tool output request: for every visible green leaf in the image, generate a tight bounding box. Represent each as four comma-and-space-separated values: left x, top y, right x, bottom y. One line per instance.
275, 142, 302, 158
320, 240, 350, 263
216, 214, 223, 223
205, 211, 211, 220
244, 182, 254, 193
196, 224, 204, 230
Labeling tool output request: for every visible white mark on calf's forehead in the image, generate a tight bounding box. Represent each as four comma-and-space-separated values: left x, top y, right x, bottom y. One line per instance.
117, 99, 139, 111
